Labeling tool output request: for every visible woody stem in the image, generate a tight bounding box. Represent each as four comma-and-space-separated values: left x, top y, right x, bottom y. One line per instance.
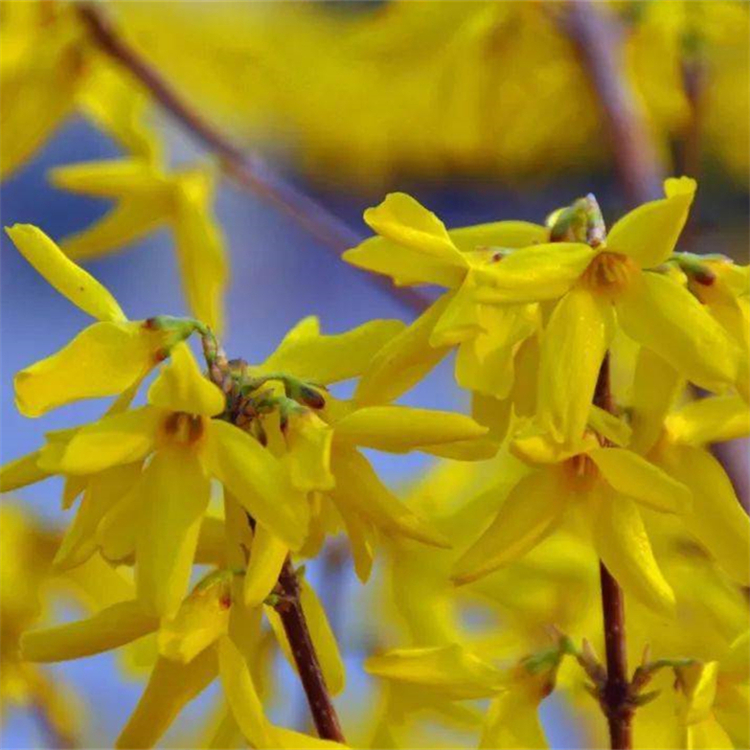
273, 557, 346, 742
594, 354, 633, 750
76, 2, 428, 314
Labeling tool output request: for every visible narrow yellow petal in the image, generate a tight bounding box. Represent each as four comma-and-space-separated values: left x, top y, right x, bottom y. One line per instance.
274, 726, 347, 749
116, 649, 218, 749
48, 158, 170, 199
217, 636, 278, 748
14, 321, 159, 417
448, 220, 548, 253
666, 395, 750, 446
244, 525, 288, 608
589, 447, 691, 514
5, 224, 126, 321
203, 421, 309, 550
477, 242, 596, 304
329, 446, 449, 548
159, 573, 232, 663
354, 296, 452, 405
606, 177, 696, 268
173, 168, 228, 332
284, 412, 335, 492
0, 450, 50, 492
538, 287, 614, 444
21, 600, 158, 662
452, 469, 567, 585
479, 689, 547, 749
58, 406, 159, 475
333, 405, 487, 453
588, 405, 632, 447
617, 273, 740, 392
591, 491, 675, 616
136, 450, 211, 618
334, 501, 375, 583
661, 445, 750, 585
430, 272, 484, 347
365, 644, 504, 700
148, 342, 225, 417
260, 318, 405, 385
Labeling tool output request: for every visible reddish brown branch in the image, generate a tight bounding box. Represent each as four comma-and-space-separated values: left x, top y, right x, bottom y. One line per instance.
274, 558, 346, 743
77, 2, 429, 313
563, 1, 663, 204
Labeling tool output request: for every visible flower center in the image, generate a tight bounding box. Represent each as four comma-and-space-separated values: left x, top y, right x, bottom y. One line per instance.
563, 453, 599, 492
161, 412, 206, 445
582, 252, 636, 295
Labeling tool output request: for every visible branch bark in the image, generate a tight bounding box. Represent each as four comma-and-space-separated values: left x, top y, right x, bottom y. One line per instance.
77, 2, 429, 314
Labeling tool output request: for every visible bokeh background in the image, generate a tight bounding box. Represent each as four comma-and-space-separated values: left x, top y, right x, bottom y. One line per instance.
1, 2, 748, 748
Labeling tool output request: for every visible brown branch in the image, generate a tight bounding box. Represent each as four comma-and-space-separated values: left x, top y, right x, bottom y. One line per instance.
76, 2, 429, 314
274, 558, 346, 743
563, 1, 663, 204
594, 354, 633, 750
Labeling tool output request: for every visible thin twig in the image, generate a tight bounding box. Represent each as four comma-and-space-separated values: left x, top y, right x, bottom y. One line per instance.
274, 557, 346, 743
594, 354, 634, 750
76, 2, 429, 314
562, 1, 663, 204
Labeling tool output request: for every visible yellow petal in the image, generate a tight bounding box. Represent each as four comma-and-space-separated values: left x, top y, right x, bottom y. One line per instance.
661, 445, 750, 585
448, 221, 548, 253
136, 450, 211, 618
274, 727, 347, 749
0, 450, 50, 492
365, 644, 504, 700
477, 242, 596, 304
617, 273, 740, 392
452, 468, 567, 585
217, 636, 278, 748
591, 491, 675, 616
148, 341, 225, 417
354, 296, 452, 405
329, 446, 449, 548
666, 395, 750, 446
58, 406, 159, 475
630, 347, 683, 454
364, 193, 457, 255
15, 321, 159, 417
334, 501, 375, 583
260, 317, 406, 385
606, 177, 696, 268
284, 412, 335, 492
203, 420, 309, 550
172, 168, 228, 332
21, 600, 158, 662
158, 573, 232, 663
116, 649, 218, 749
48, 158, 171, 199
538, 287, 614, 444
589, 447, 691, 514
5, 224, 127, 321
479, 689, 547, 749
97, 479, 145, 564
333, 405, 487, 453
588, 405, 632, 447
244, 525, 288, 607
430, 272, 484, 347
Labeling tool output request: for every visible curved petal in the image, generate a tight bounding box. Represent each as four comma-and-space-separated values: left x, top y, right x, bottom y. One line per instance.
260, 318, 405, 385
538, 287, 614, 444
429, 272, 484, 347
15, 321, 159, 417
606, 177, 696, 268
665, 395, 750, 446
5, 224, 127, 321
354, 296, 452, 405
217, 636, 277, 748
203, 421, 309, 550
329, 446, 449, 548
448, 220, 548, 253
21, 600, 158, 662
244, 525, 288, 607
476, 243, 596, 304
661, 445, 750, 586
58, 406, 159, 475
0, 450, 50, 492
617, 273, 740, 392
452, 469, 568, 585
630, 347, 683, 454
333, 405, 487, 453
589, 447, 691, 514
148, 342, 225, 417
136, 450, 211, 618
116, 649, 218, 749
284, 412, 335, 492
480, 687, 547, 749
591, 491, 675, 616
